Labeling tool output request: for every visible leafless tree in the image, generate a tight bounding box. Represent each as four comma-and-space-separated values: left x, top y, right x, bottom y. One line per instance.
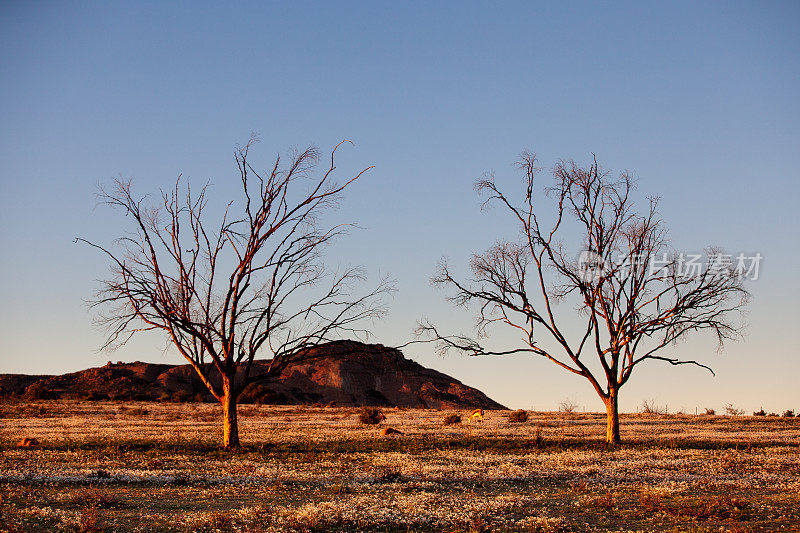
418, 153, 748, 443
79, 138, 391, 448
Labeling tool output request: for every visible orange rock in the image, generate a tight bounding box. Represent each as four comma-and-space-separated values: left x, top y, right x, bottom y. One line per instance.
380, 427, 403, 436
17, 437, 40, 447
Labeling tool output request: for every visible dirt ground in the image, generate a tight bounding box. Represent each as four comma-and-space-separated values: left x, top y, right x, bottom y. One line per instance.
1, 401, 799, 532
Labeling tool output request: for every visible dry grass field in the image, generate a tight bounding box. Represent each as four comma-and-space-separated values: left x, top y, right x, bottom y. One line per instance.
1, 401, 799, 532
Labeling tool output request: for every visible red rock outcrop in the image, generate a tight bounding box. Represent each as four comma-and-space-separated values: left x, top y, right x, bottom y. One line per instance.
0, 341, 505, 409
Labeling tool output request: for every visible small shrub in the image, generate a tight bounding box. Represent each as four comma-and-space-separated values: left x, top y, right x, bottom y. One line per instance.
782, 409, 795, 418
83, 391, 109, 401
171, 472, 190, 485
207, 510, 233, 531
641, 399, 667, 414
91, 470, 111, 480
704, 408, 716, 416
638, 492, 662, 514
22, 382, 54, 400
76, 508, 106, 533
558, 399, 578, 414
358, 407, 385, 425
724, 403, 744, 416
376, 467, 403, 483
571, 479, 588, 494
457, 515, 491, 533
588, 492, 614, 511
507, 409, 529, 423
326, 479, 354, 495
753, 408, 766, 416
171, 390, 192, 403
443, 413, 461, 425
767, 412, 779, 417
26, 405, 50, 418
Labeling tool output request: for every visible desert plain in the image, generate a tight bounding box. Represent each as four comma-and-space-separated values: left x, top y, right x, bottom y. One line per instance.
1, 401, 799, 532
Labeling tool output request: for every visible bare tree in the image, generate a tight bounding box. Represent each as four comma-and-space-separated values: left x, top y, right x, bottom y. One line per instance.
79, 138, 391, 448
419, 153, 748, 444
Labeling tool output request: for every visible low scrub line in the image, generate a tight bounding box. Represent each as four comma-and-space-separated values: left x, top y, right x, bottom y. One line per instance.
3, 435, 789, 455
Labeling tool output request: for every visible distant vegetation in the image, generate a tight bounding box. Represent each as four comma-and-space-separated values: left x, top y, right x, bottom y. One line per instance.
358, 407, 386, 425
507, 409, 529, 423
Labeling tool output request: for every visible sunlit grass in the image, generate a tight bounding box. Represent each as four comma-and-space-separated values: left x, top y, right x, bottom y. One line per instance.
1, 400, 798, 532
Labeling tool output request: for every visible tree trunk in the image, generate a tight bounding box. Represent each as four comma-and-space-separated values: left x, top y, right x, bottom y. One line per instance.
604, 390, 621, 445
221, 377, 240, 449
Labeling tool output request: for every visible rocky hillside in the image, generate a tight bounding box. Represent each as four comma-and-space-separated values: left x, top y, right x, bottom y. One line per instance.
0, 341, 506, 409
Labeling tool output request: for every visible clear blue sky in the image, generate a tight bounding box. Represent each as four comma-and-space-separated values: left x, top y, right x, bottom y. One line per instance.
1, 1, 798, 413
